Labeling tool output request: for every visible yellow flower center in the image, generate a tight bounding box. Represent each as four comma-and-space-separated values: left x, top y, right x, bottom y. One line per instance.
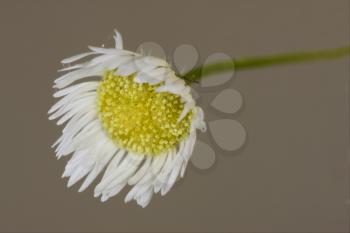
97, 71, 192, 156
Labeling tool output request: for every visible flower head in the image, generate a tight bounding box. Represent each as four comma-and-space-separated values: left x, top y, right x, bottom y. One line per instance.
49, 30, 206, 207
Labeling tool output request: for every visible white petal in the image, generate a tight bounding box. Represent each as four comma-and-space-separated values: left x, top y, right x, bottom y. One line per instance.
180, 159, 189, 178
141, 55, 168, 67
178, 101, 195, 122
88, 54, 119, 67
136, 187, 153, 208
67, 166, 91, 187
181, 131, 196, 161
88, 46, 119, 55
54, 66, 103, 89
61, 52, 96, 64
128, 157, 152, 185
49, 92, 96, 116
134, 72, 163, 85
54, 98, 95, 125
125, 155, 166, 203
95, 153, 143, 194
62, 111, 96, 136
156, 79, 185, 94
78, 143, 117, 192
52, 81, 98, 98
58, 63, 86, 72
124, 184, 142, 203
103, 155, 144, 190
101, 182, 127, 202
160, 158, 183, 196
153, 151, 174, 193
192, 107, 206, 132
88, 46, 133, 55
49, 96, 95, 121
114, 30, 123, 50
115, 62, 138, 76
102, 149, 126, 178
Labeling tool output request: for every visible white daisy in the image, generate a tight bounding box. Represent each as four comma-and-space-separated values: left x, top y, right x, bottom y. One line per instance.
49, 30, 206, 207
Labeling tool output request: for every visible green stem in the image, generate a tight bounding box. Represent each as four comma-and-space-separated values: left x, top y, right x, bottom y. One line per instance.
181, 45, 350, 83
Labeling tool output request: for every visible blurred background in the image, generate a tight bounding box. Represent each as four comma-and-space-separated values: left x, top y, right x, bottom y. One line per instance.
0, 0, 349, 232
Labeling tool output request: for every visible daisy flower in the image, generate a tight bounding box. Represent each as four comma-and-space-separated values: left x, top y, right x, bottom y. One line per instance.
49, 30, 206, 207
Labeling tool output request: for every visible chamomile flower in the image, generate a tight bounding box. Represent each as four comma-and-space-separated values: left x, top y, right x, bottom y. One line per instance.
49, 30, 206, 207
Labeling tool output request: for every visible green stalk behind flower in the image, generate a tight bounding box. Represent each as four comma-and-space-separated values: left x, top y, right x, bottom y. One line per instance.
182, 45, 350, 83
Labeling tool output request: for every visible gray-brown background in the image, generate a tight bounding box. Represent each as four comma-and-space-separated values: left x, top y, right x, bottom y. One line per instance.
0, 0, 349, 232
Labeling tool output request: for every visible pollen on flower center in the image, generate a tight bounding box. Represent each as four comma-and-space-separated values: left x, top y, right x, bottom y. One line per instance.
97, 71, 192, 156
